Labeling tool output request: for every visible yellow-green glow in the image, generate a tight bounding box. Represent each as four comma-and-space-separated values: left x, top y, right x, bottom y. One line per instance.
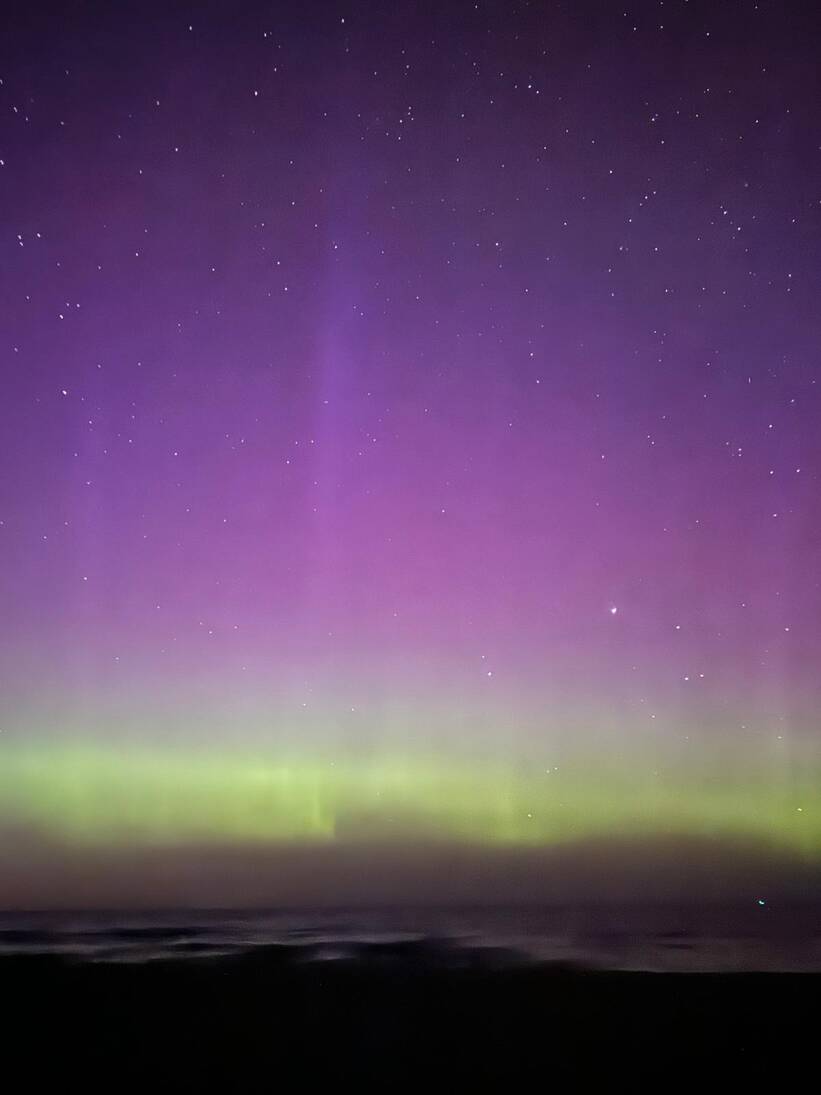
1, 741, 818, 855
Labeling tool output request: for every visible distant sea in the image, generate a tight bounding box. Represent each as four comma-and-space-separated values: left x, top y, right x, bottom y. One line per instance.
2, 902, 819, 971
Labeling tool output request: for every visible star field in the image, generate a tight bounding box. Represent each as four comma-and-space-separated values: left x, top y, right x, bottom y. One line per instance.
0, 1, 819, 899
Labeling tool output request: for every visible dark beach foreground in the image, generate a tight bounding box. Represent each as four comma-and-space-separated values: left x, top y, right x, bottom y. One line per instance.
3, 938, 818, 1087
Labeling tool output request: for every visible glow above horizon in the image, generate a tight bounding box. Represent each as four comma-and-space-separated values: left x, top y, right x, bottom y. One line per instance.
0, 2, 820, 900
1, 741, 818, 854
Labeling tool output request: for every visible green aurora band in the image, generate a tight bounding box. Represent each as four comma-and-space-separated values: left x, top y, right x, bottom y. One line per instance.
0, 741, 817, 855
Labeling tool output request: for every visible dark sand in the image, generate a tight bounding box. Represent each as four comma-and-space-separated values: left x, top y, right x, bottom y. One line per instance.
3, 941, 816, 1086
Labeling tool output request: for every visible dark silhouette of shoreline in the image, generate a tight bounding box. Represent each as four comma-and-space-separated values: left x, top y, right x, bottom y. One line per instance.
4, 937, 817, 1086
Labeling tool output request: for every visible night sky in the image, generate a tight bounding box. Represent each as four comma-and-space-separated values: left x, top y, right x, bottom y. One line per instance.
1, 1, 820, 907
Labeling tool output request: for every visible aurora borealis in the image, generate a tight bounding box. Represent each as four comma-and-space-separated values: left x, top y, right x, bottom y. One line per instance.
1, 741, 819, 852
1, 1, 820, 907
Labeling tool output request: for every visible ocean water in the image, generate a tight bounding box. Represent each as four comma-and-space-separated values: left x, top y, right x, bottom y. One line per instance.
1, 903, 819, 971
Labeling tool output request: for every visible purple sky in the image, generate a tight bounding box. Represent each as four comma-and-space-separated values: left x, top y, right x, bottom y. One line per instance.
0, 1, 819, 903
